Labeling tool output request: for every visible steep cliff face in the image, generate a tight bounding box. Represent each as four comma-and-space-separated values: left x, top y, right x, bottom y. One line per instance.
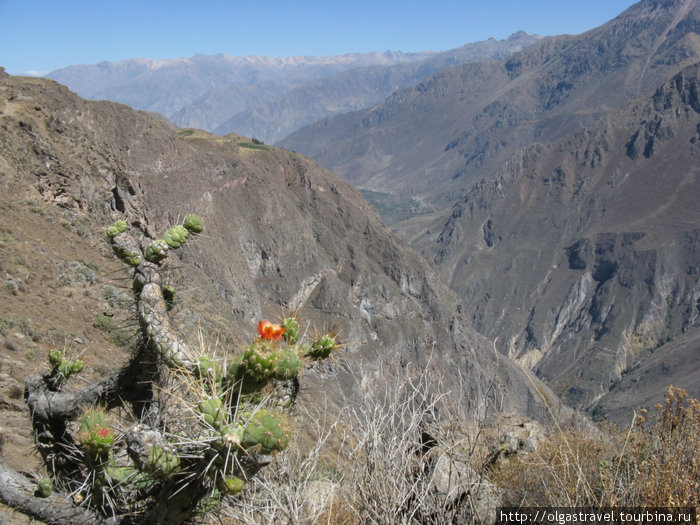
407, 63, 700, 417
0, 73, 559, 429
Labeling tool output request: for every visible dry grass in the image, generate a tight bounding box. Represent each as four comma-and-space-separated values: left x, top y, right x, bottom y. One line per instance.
490, 385, 699, 510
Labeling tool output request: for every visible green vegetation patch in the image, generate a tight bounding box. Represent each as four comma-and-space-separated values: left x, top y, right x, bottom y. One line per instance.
237, 141, 271, 151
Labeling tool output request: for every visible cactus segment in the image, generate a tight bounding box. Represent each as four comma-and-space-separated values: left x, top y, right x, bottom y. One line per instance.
35, 478, 53, 498
78, 410, 115, 460
218, 424, 244, 450
198, 397, 226, 430
242, 341, 277, 382
162, 225, 190, 249
195, 355, 221, 381
183, 213, 204, 234
144, 445, 180, 478
145, 239, 170, 263
241, 409, 288, 455
269, 348, 301, 381
114, 247, 142, 267
196, 493, 221, 515
307, 334, 337, 360
48, 349, 62, 369
106, 220, 127, 238
217, 475, 245, 495
282, 316, 300, 345
105, 465, 151, 489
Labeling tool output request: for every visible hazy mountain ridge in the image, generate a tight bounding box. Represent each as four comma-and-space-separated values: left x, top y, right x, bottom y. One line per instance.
280, 0, 700, 222
47, 50, 436, 122
404, 62, 700, 420
214, 32, 541, 143
45, 34, 540, 143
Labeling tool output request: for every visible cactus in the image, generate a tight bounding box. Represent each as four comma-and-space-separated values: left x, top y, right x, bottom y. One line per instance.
145, 239, 169, 263
183, 213, 204, 234
307, 334, 338, 360
115, 246, 142, 267
16, 216, 340, 525
282, 316, 300, 345
78, 409, 115, 462
106, 220, 127, 238
198, 396, 226, 430
241, 409, 289, 455
217, 475, 245, 495
35, 478, 53, 498
47, 349, 83, 388
162, 225, 190, 249
241, 341, 277, 382
143, 445, 180, 478
269, 347, 301, 381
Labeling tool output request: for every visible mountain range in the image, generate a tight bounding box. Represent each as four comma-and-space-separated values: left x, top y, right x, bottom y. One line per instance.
281, 0, 700, 222
46, 33, 540, 143
276, 0, 700, 420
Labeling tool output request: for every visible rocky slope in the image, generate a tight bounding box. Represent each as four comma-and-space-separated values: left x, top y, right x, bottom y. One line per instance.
280, 0, 700, 224
402, 62, 700, 420
0, 70, 568, 483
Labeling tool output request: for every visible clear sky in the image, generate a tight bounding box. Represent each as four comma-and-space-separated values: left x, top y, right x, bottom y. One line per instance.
1, 0, 638, 76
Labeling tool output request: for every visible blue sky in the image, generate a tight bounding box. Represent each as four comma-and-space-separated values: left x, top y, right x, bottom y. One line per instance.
1, 0, 638, 75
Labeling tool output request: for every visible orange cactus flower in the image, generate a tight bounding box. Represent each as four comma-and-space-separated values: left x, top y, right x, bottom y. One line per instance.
258, 320, 286, 341
96, 427, 112, 439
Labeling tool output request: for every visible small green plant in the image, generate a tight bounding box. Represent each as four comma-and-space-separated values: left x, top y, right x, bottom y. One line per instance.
46, 349, 83, 389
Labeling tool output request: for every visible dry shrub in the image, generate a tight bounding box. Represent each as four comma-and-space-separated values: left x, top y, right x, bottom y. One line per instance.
632, 385, 699, 508
491, 385, 699, 508
219, 362, 499, 524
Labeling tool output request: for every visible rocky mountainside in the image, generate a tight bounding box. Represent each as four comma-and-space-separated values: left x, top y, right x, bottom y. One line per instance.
280, 0, 700, 224
213, 32, 540, 143
402, 63, 700, 421
0, 71, 568, 478
46, 51, 435, 129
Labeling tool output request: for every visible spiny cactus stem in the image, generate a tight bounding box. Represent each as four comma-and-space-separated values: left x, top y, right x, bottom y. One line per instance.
138, 280, 192, 368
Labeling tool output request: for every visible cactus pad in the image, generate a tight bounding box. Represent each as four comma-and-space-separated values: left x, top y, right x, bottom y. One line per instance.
162, 225, 190, 249
35, 478, 53, 498
307, 334, 337, 360
106, 220, 127, 238
241, 409, 288, 455
282, 316, 300, 345
114, 247, 142, 267
198, 397, 226, 430
183, 213, 204, 234
144, 445, 180, 478
78, 410, 115, 460
241, 341, 277, 381
269, 348, 301, 381
217, 475, 245, 495
195, 355, 221, 381
218, 424, 244, 450
145, 239, 170, 263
